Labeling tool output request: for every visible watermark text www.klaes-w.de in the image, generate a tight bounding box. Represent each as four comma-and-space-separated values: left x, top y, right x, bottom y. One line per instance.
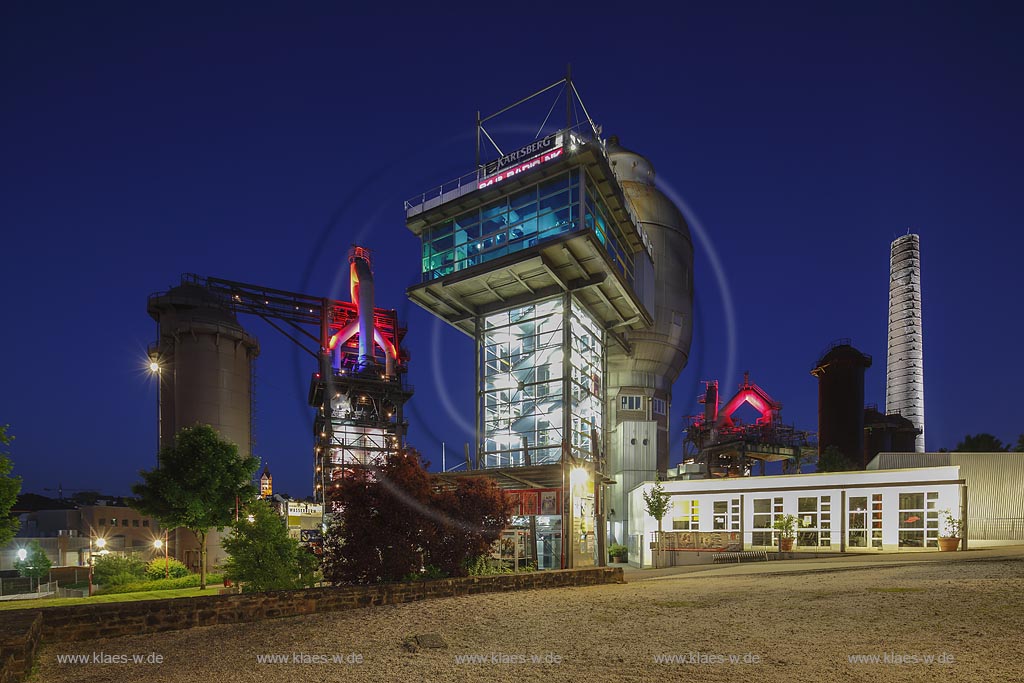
55, 652, 164, 665
255, 652, 364, 665
454, 652, 563, 665
848, 652, 955, 665
654, 652, 762, 665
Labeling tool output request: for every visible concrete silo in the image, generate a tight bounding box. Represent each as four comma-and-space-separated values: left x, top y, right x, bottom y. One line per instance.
604, 137, 694, 545
148, 283, 260, 459
147, 283, 259, 571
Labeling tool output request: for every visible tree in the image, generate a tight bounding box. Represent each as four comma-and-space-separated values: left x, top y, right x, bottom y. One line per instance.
223, 500, 319, 592
816, 445, 858, 472
0, 425, 22, 548
321, 449, 511, 584
1015, 435, 1024, 453
954, 433, 1008, 452
131, 425, 258, 589
430, 475, 511, 577
642, 479, 671, 569
323, 450, 437, 584
15, 540, 52, 589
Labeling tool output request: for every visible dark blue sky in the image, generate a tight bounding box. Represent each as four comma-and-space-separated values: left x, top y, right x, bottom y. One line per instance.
3, 3, 1022, 498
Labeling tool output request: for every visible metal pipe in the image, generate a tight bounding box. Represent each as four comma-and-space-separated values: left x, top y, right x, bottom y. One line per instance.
351, 255, 375, 371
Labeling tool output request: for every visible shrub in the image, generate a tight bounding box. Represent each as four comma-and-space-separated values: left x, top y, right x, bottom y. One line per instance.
145, 557, 191, 580
92, 555, 147, 586
465, 555, 536, 575
98, 573, 225, 594
223, 500, 321, 592
608, 543, 628, 559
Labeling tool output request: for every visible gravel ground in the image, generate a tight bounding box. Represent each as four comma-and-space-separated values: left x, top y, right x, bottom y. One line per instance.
35, 558, 1024, 683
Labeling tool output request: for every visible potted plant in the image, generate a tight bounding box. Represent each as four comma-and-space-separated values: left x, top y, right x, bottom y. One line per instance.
608, 543, 628, 563
938, 510, 963, 551
772, 514, 801, 552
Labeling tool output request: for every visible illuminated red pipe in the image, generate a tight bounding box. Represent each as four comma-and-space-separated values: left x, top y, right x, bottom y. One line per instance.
327, 246, 399, 376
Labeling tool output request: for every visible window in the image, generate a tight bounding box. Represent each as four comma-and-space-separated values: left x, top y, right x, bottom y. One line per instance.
421, 170, 581, 282
132, 519, 139, 528
713, 499, 739, 531
849, 494, 883, 548
620, 395, 643, 411
99, 518, 106, 526
871, 494, 883, 547
898, 492, 939, 548
110, 519, 117, 527
652, 398, 666, 416
671, 499, 699, 530
713, 501, 728, 530
752, 497, 783, 546
142, 520, 150, 528
899, 491, 939, 548
797, 496, 831, 547
848, 496, 868, 548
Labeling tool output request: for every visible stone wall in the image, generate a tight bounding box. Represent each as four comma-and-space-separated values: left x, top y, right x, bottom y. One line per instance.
39, 567, 621, 642
0, 611, 42, 683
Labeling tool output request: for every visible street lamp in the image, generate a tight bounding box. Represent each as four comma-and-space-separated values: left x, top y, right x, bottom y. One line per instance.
153, 531, 169, 579
16, 548, 26, 562
88, 537, 106, 597
148, 355, 162, 462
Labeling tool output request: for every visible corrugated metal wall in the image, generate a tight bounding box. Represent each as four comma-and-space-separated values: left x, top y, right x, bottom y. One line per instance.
870, 452, 1024, 539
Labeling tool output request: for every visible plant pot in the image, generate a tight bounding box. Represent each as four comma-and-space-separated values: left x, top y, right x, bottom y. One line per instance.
938, 537, 960, 552
778, 538, 795, 552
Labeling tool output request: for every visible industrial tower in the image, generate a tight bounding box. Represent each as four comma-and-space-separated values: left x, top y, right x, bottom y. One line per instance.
404, 74, 692, 567
885, 234, 925, 451
150, 249, 411, 514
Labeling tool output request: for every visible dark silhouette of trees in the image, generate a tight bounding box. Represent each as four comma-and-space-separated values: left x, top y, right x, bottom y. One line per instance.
954, 433, 1008, 452
816, 445, 858, 472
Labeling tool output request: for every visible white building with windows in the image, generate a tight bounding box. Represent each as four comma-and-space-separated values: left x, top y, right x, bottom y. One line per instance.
627, 467, 965, 567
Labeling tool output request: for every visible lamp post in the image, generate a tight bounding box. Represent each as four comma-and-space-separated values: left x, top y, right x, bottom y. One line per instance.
148, 358, 161, 463
153, 530, 169, 579
88, 537, 106, 597
15, 549, 28, 593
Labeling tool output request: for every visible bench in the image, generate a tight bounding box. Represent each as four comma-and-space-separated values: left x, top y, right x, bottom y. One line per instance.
712, 551, 769, 564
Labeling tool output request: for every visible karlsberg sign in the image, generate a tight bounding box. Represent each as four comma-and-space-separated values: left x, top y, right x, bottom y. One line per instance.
478, 133, 564, 190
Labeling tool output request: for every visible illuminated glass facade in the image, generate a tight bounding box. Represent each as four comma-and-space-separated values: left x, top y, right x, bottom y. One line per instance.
421, 168, 635, 285
479, 296, 603, 469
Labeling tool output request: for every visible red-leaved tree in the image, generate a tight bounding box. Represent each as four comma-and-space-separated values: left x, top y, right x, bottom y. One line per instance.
321, 449, 510, 583
429, 476, 512, 577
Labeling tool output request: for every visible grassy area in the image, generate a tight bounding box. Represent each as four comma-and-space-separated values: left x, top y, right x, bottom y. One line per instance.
0, 586, 226, 611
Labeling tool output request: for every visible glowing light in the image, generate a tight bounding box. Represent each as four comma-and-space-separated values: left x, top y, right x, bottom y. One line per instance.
478, 147, 564, 190
148, 361, 160, 373
95, 538, 106, 549
16, 548, 26, 562
246, 514, 255, 523
569, 466, 589, 488
153, 539, 163, 549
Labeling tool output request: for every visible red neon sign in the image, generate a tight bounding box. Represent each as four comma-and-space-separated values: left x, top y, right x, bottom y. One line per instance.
478, 147, 563, 190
